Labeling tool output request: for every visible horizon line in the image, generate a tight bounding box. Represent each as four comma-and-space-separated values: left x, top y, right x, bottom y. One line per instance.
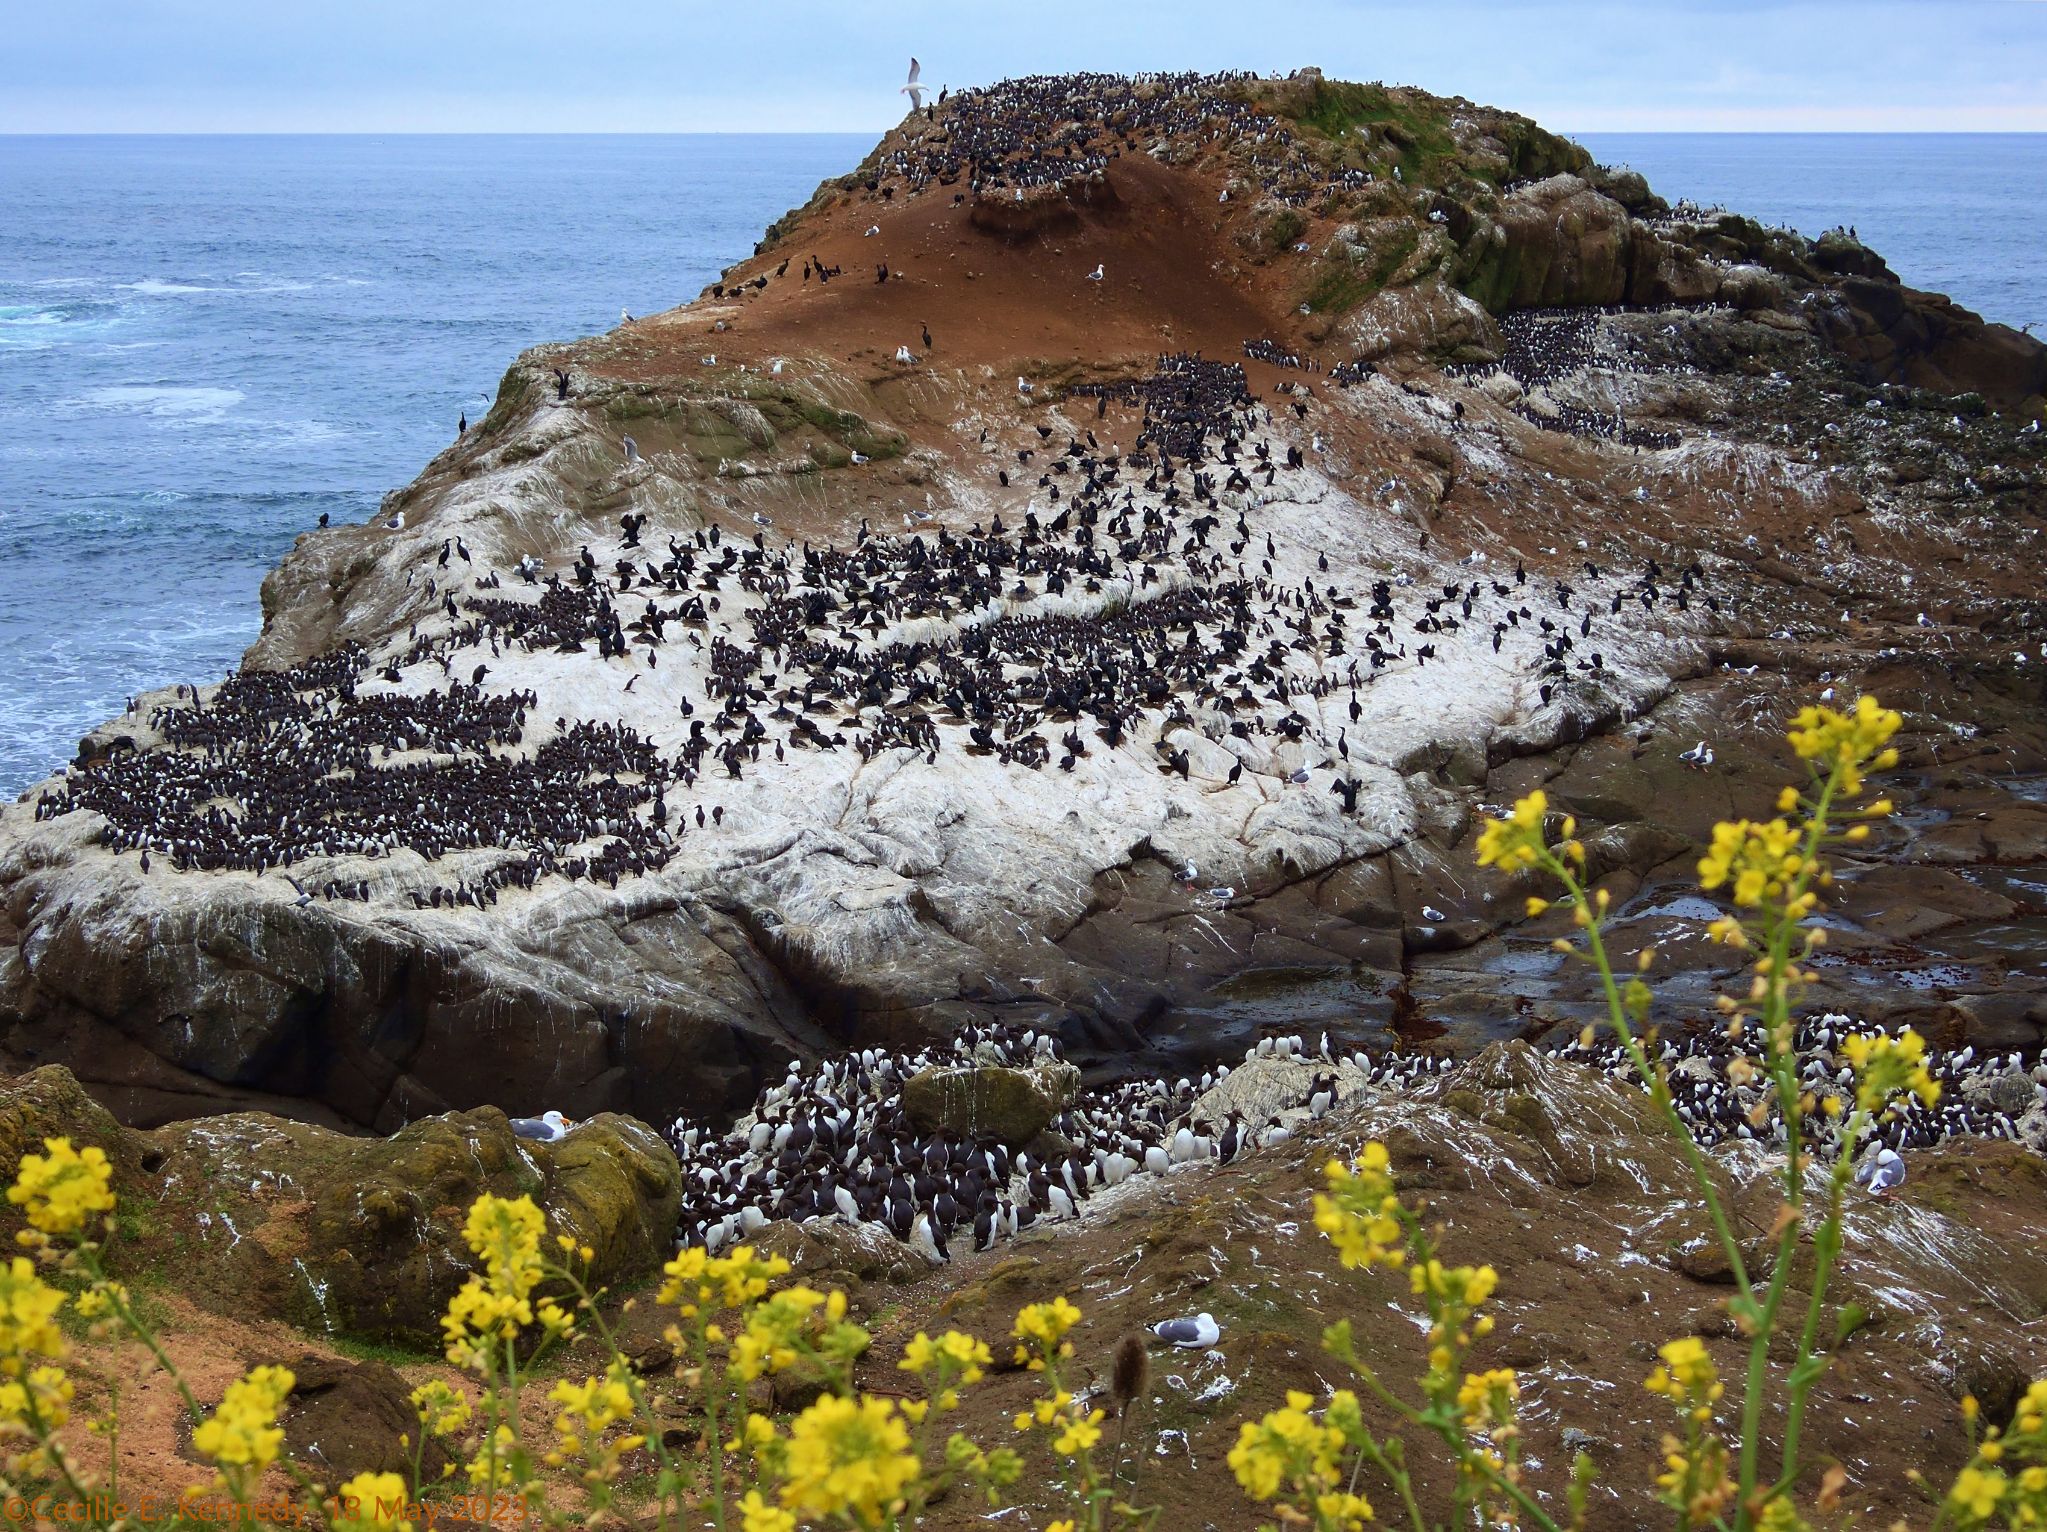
6, 126, 2047, 137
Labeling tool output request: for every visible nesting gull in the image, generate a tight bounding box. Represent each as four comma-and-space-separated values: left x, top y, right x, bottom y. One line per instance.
511, 1109, 575, 1143
1151, 1312, 1221, 1349
1855, 1146, 1905, 1197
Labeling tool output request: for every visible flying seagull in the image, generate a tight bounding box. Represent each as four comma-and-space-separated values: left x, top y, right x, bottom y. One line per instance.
511, 1109, 575, 1143
1151, 1312, 1220, 1349
900, 58, 925, 112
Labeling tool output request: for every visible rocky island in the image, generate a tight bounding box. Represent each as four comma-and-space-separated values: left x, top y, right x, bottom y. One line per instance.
1, 70, 2045, 1524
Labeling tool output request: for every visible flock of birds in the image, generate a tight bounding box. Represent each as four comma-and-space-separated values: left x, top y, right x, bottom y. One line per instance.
1555, 1012, 2047, 1157
656, 1015, 2044, 1260
31, 334, 1722, 905
665, 1021, 1446, 1261
840, 65, 1405, 246
1447, 308, 1682, 450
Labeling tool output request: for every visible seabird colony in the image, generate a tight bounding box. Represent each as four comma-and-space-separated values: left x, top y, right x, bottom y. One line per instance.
665, 1016, 2046, 1261
28, 339, 1717, 905
31, 72, 1726, 901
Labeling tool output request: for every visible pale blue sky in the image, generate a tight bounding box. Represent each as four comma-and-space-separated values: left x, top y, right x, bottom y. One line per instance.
6, 0, 2043, 133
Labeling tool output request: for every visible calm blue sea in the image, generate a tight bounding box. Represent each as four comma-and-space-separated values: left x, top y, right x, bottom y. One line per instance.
1, 132, 2042, 795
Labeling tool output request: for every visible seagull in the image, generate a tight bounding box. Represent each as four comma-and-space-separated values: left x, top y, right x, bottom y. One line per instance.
1178, 859, 1198, 884
1421, 905, 1447, 924
1151, 1313, 1220, 1349
384, 513, 405, 531
1678, 740, 1712, 768
895, 344, 916, 364
1855, 1147, 1905, 1197
1086, 264, 1105, 282
510, 1109, 575, 1143
620, 308, 633, 324
623, 436, 641, 462
900, 57, 925, 113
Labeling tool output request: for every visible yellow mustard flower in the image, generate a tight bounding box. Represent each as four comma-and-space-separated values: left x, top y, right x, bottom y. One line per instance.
778, 1393, 921, 1526
1475, 790, 1552, 874
1948, 1464, 2008, 1523
6, 1137, 117, 1239
2014, 1378, 2047, 1437
732, 1285, 829, 1381
331, 1471, 414, 1532
1227, 1389, 1360, 1517
659, 1244, 791, 1316
462, 1194, 545, 1296
409, 1379, 471, 1438
1841, 1027, 1941, 1114
1457, 1367, 1520, 1430
1052, 1407, 1105, 1456
548, 1362, 636, 1451
1313, 1143, 1406, 1271
463, 1423, 518, 1488
0, 1256, 69, 1369
1012, 1297, 1081, 1349
737, 1491, 797, 1532
1697, 817, 1812, 910
899, 1328, 991, 1384
1787, 695, 1901, 796
193, 1364, 295, 1471
0, 1364, 74, 1430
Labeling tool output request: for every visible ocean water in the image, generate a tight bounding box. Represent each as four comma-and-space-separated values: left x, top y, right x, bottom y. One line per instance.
2, 133, 2042, 797
0, 134, 866, 796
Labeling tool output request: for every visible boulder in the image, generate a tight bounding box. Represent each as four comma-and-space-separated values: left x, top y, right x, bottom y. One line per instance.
1962, 1071, 2043, 1119
1187, 1052, 1367, 1131
282, 1353, 448, 1480
1485, 175, 1633, 310
0, 1069, 683, 1350
752, 1217, 935, 1287
283, 1109, 681, 1347
1340, 277, 1502, 364
900, 1059, 1080, 1147
0, 1064, 151, 1183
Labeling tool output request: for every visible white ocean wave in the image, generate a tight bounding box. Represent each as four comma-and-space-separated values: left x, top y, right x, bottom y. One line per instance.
121, 278, 223, 296
67, 384, 245, 422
